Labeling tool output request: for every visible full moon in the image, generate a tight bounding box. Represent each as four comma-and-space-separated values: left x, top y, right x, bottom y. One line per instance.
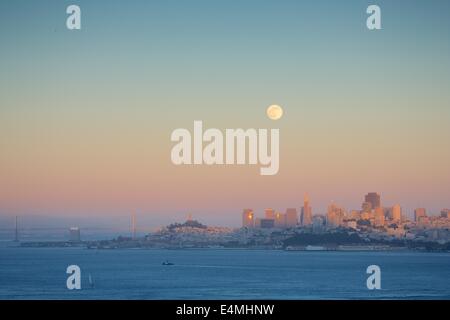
266, 104, 283, 120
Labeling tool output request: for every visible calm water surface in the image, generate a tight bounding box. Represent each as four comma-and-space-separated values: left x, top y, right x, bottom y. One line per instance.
0, 247, 449, 299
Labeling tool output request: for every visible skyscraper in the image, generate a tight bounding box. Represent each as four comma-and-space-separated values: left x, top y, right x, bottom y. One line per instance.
264, 208, 275, 220
374, 207, 385, 226
242, 209, 254, 228
392, 204, 402, 222
327, 205, 337, 228
274, 212, 286, 228
414, 208, 427, 222
364, 192, 381, 209
285, 208, 298, 227
327, 203, 345, 228
301, 193, 312, 226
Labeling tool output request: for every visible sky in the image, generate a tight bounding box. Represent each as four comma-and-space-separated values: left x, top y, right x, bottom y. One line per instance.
1, 0, 450, 229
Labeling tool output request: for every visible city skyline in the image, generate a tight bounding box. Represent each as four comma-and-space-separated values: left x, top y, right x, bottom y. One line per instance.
6, 191, 450, 245
2, 191, 449, 231
243, 191, 449, 229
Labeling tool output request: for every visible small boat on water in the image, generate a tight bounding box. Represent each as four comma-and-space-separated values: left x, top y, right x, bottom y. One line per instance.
162, 260, 174, 266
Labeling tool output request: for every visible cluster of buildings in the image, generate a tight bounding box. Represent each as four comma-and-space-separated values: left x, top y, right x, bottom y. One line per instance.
51, 193, 450, 248
242, 192, 450, 233
326, 192, 400, 229
414, 208, 450, 228
242, 194, 313, 229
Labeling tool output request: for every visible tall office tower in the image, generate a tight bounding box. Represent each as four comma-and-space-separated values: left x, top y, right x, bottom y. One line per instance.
131, 213, 137, 240
414, 208, 427, 222
285, 208, 298, 227
301, 193, 313, 226
392, 204, 402, 222
374, 207, 385, 226
264, 208, 275, 220
242, 209, 254, 228
327, 204, 337, 227
327, 203, 345, 228
327, 213, 335, 227
14, 216, 19, 242
69, 227, 81, 242
274, 212, 286, 228
441, 209, 450, 219
365, 192, 381, 209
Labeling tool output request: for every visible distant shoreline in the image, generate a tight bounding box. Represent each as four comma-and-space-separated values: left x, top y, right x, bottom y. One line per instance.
4, 241, 449, 253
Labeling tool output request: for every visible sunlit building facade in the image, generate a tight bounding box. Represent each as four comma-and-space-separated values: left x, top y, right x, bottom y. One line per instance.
414, 208, 427, 222
264, 208, 275, 220
301, 194, 313, 226
274, 212, 286, 228
327, 203, 345, 228
285, 208, 298, 227
242, 209, 254, 228
392, 204, 402, 222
